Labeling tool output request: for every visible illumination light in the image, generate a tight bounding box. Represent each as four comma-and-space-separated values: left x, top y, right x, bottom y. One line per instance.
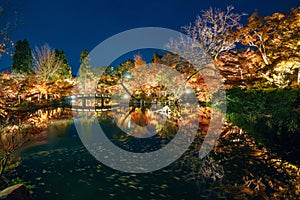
124, 72, 131, 79
185, 88, 193, 94
123, 94, 130, 99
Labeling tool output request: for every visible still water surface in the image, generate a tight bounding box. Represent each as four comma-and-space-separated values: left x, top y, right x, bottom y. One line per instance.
17, 118, 204, 200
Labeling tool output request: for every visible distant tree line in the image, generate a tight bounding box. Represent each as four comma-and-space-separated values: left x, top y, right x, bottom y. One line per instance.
11, 40, 72, 81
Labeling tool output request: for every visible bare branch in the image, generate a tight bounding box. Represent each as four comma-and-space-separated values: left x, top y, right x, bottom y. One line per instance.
182, 6, 245, 60
32, 44, 62, 82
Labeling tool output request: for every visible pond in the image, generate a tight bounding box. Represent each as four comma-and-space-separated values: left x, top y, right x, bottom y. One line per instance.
8, 104, 300, 199
15, 106, 221, 200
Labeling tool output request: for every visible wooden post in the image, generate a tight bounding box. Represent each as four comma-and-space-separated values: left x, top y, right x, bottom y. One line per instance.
297, 68, 300, 84
82, 97, 86, 108
101, 97, 104, 107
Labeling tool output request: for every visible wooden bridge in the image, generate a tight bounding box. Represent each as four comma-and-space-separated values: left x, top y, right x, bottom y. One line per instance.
66, 93, 113, 112
67, 93, 180, 112
68, 93, 203, 112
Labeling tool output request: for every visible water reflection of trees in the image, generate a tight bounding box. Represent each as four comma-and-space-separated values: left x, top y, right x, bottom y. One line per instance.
75, 103, 224, 190
0, 125, 27, 177
113, 105, 177, 138
0, 107, 72, 179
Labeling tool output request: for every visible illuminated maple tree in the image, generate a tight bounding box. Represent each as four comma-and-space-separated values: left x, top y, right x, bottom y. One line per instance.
236, 11, 272, 65
265, 8, 300, 62
183, 6, 245, 60
235, 7, 300, 87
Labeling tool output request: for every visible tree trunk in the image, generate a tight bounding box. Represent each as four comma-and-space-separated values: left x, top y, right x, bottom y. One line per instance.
298, 68, 300, 84
262, 53, 269, 65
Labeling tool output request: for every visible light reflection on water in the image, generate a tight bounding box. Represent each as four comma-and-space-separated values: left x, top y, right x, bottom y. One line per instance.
17, 124, 193, 199
14, 105, 220, 200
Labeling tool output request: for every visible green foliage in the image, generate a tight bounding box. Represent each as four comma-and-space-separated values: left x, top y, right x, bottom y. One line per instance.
54, 49, 72, 79
0, 151, 21, 178
80, 49, 89, 63
104, 66, 114, 75
11, 39, 33, 74
9, 177, 36, 190
115, 60, 134, 77
17, 100, 35, 108
78, 49, 96, 91
226, 87, 300, 144
79, 49, 93, 79
151, 52, 162, 63
0, 153, 9, 174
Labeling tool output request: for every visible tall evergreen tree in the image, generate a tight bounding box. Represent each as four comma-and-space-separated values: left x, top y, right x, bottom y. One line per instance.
79, 49, 92, 78
80, 49, 89, 63
151, 52, 162, 63
54, 49, 72, 79
115, 59, 134, 77
11, 39, 33, 74
78, 49, 95, 92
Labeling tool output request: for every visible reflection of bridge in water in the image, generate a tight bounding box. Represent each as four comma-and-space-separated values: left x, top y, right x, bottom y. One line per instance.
68, 93, 184, 112
68, 93, 211, 135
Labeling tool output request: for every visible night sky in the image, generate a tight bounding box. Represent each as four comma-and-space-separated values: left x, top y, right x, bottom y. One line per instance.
1, 0, 299, 74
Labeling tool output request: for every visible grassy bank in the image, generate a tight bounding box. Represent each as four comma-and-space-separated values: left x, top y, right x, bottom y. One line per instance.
226, 87, 300, 163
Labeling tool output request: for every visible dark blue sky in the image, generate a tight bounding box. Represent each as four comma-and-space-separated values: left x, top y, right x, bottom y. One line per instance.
1, 0, 299, 73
